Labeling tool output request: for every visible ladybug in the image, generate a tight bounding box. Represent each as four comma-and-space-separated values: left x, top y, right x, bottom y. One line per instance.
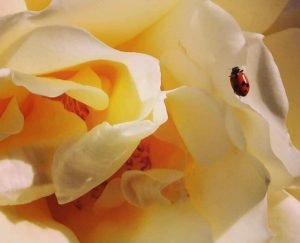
229, 66, 250, 97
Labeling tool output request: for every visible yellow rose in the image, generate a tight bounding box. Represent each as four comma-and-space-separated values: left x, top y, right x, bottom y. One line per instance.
1, 0, 300, 242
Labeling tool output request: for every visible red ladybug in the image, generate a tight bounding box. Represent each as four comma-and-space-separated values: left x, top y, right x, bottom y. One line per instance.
229, 66, 250, 97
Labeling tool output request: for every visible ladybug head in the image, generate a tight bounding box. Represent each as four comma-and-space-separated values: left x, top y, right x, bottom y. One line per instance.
231, 66, 241, 75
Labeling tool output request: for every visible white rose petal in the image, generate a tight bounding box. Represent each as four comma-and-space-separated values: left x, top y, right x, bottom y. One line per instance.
166, 86, 229, 165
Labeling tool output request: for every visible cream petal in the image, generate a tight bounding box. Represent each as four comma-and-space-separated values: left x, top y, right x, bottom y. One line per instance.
185, 151, 270, 240
41, 0, 180, 46
216, 196, 272, 243
242, 32, 288, 127
211, 0, 288, 33
0, 97, 24, 141
121, 169, 183, 207
0, 147, 54, 205
166, 86, 229, 165
233, 108, 294, 189
225, 32, 300, 185
53, 121, 161, 204
264, 29, 300, 149
0, 202, 79, 243
224, 107, 246, 151
268, 190, 300, 243
0, 0, 179, 59
0, 0, 27, 16
160, 48, 213, 92
4, 25, 125, 73
130, 202, 212, 243
133, 0, 245, 73
89, 201, 212, 243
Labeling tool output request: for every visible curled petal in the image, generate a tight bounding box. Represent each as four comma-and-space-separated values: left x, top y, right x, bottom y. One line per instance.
121, 169, 183, 207
53, 121, 161, 204
12, 70, 109, 110
166, 86, 229, 165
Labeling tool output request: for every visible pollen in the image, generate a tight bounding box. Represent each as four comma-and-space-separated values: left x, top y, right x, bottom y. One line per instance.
52, 94, 90, 120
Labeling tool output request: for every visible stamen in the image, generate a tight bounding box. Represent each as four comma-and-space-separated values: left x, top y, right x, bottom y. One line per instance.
52, 94, 89, 120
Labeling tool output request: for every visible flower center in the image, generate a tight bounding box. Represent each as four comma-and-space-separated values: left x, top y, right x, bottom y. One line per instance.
52, 94, 90, 120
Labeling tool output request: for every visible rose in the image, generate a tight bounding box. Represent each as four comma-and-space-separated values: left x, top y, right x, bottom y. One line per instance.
1, 0, 300, 242
0, 23, 171, 205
